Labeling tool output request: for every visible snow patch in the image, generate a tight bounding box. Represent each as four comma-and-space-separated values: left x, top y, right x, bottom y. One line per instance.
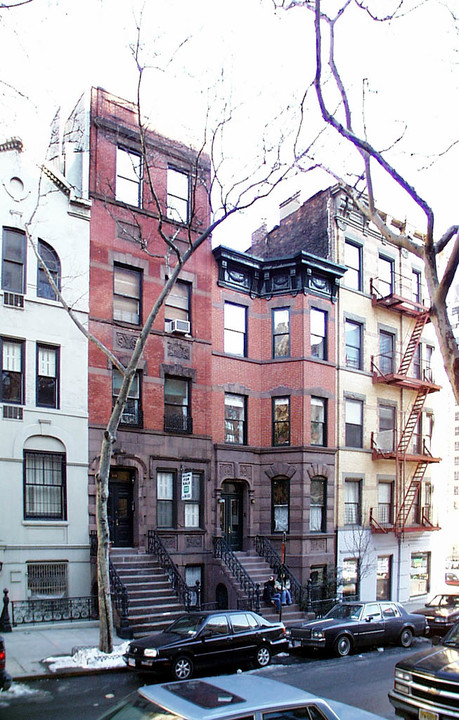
43, 641, 130, 672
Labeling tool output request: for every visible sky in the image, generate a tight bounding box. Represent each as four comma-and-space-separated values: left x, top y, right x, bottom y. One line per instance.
1, 0, 458, 252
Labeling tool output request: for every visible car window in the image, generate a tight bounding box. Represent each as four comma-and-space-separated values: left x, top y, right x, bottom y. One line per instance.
231, 613, 252, 633
381, 602, 399, 618
203, 615, 229, 636
362, 603, 381, 620
327, 604, 363, 619
264, 705, 328, 720
167, 615, 204, 636
246, 613, 259, 628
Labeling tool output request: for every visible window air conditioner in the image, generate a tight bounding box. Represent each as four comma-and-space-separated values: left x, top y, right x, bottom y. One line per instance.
169, 319, 190, 335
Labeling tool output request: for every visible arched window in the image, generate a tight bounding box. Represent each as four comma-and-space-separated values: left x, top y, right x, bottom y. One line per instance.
37, 240, 60, 300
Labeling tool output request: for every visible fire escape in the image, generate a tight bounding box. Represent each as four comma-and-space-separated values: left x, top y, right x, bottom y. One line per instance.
369, 278, 441, 537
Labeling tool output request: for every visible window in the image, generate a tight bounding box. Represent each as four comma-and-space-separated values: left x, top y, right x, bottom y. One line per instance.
185, 565, 202, 607
345, 398, 363, 448
37, 241, 61, 300
165, 280, 190, 330
164, 376, 191, 433
113, 265, 142, 324
378, 482, 393, 525
272, 396, 290, 446
183, 471, 201, 528
272, 307, 290, 358
425, 345, 434, 382
24, 450, 66, 520
413, 344, 421, 379
157, 471, 175, 527
36, 345, 59, 408
345, 320, 362, 369
379, 255, 394, 296
272, 477, 289, 532
224, 393, 247, 444
167, 167, 189, 223
1, 338, 23, 404
344, 240, 362, 291
310, 477, 326, 532
310, 308, 327, 360
2, 227, 26, 293
345, 479, 361, 524
113, 369, 141, 426
116, 147, 142, 206
27, 562, 68, 598
378, 404, 395, 452
311, 397, 327, 446
379, 330, 395, 375
342, 558, 359, 598
412, 268, 422, 304
224, 302, 247, 357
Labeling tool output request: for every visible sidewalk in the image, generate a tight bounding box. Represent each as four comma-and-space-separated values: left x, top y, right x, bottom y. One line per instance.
2, 621, 129, 680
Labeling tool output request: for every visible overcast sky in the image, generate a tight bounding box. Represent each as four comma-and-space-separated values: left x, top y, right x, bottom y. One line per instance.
1, 0, 457, 252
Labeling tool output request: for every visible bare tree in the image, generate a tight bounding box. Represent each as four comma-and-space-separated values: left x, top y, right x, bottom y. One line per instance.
276, 0, 459, 403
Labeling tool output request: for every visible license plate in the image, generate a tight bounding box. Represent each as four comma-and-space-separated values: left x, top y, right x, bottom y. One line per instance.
419, 710, 439, 720
128, 658, 135, 667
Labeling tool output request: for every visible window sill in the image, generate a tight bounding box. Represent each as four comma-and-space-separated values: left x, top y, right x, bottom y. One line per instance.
23, 520, 68, 526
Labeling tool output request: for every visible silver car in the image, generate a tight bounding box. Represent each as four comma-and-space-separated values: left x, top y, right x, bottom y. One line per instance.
97, 673, 385, 720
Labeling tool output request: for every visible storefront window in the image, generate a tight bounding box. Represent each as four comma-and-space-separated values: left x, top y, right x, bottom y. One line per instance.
410, 551, 430, 596
377, 555, 392, 600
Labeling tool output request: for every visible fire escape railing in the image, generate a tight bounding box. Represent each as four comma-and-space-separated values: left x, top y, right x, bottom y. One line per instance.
213, 537, 261, 613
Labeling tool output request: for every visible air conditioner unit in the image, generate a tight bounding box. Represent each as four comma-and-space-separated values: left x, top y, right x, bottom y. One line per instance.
169, 319, 190, 335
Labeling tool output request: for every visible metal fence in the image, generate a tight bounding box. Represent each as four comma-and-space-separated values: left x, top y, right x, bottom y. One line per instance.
11, 596, 98, 626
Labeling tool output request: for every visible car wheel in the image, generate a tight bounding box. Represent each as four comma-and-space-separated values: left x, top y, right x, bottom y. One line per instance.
399, 627, 413, 648
334, 634, 352, 657
172, 655, 194, 680
255, 645, 272, 667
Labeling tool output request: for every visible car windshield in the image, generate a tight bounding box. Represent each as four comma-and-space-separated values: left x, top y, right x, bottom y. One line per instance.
427, 595, 459, 607
165, 615, 205, 637
443, 624, 459, 647
326, 604, 363, 620
98, 694, 181, 720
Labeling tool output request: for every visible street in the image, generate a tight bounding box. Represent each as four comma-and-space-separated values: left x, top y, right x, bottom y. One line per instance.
0, 638, 428, 719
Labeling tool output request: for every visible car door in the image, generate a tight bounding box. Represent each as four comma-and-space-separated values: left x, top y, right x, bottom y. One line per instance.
380, 602, 404, 642
194, 614, 233, 667
354, 603, 385, 647
229, 612, 259, 659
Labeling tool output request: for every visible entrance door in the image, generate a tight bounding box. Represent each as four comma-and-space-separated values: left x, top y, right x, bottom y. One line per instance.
220, 482, 243, 551
108, 471, 134, 547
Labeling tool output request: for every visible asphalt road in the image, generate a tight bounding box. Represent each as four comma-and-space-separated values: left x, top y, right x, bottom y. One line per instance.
0, 637, 429, 720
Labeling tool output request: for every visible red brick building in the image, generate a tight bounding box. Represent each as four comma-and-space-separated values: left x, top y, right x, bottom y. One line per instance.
68, 88, 345, 620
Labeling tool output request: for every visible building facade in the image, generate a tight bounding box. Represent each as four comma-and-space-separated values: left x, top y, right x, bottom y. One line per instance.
0, 138, 91, 606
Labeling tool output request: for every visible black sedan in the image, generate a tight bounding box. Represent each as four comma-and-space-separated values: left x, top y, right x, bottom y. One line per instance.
288, 601, 427, 657
124, 610, 289, 679
412, 593, 459, 636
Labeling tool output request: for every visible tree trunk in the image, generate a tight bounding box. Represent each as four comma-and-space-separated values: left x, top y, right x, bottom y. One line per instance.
96, 429, 116, 653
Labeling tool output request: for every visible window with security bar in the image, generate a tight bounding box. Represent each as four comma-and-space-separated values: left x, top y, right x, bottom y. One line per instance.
27, 562, 68, 598
24, 451, 66, 520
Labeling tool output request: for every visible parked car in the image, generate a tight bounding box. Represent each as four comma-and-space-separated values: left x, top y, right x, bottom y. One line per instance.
288, 601, 427, 657
124, 610, 289, 679
412, 593, 459, 635
0, 636, 12, 692
445, 572, 459, 586
388, 620, 459, 719
97, 673, 387, 720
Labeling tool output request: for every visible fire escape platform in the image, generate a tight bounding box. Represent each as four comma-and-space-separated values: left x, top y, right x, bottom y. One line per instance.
371, 294, 428, 317
371, 449, 441, 463
370, 521, 441, 535
372, 373, 441, 393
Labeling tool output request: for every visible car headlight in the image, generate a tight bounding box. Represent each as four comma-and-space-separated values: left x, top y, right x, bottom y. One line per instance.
144, 648, 158, 658
434, 617, 447, 623
395, 669, 411, 682
312, 630, 325, 639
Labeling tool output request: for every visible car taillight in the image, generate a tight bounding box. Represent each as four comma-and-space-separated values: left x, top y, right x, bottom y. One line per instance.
0, 649, 5, 668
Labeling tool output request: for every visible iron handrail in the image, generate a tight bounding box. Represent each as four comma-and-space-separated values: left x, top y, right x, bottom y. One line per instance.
213, 537, 261, 612
254, 535, 308, 609
89, 531, 131, 635
147, 530, 192, 610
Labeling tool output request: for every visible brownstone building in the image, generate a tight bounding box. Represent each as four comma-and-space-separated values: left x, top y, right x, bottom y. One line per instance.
65, 88, 345, 631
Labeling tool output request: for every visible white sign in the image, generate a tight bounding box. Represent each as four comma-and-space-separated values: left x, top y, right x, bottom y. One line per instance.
181, 471, 193, 500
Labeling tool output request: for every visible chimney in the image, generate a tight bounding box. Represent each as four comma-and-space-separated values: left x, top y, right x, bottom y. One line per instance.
279, 191, 301, 221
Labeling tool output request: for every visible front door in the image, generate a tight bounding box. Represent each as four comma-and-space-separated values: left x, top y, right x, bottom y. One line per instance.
220, 482, 243, 551
108, 471, 134, 547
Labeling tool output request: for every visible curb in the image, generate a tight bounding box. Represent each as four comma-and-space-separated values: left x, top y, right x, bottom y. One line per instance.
12, 665, 129, 682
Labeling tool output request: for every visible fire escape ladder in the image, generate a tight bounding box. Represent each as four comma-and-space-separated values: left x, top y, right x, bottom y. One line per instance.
397, 388, 429, 455
398, 312, 429, 376
394, 461, 428, 533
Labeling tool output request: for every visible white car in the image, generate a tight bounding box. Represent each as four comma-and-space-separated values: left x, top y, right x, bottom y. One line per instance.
98, 673, 385, 720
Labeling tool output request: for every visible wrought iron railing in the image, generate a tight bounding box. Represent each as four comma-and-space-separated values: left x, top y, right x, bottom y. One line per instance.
254, 535, 308, 609
11, 596, 98, 626
147, 530, 193, 610
89, 530, 131, 636
164, 412, 193, 434
213, 537, 261, 612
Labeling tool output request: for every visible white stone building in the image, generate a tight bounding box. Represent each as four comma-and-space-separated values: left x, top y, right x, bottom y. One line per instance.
0, 138, 91, 611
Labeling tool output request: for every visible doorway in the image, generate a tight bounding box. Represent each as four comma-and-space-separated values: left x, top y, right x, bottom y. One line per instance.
220, 481, 244, 551
108, 469, 134, 547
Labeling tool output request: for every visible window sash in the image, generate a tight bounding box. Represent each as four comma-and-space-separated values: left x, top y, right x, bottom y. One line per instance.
37, 346, 58, 408
345, 321, 362, 368
165, 281, 190, 323
311, 397, 326, 446
273, 397, 290, 445
224, 303, 247, 356
167, 168, 189, 223
311, 309, 327, 359
225, 394, 246, 444
345, 481, 361, 524
272, 308, 290, 358
2, 229, 26, 293
24, 451, 66, 519
116, 148, 142, 206
2, 338, 23, 403
344, 241, 362, 291
37, 241, 60, 300
114, 266, 141, 324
